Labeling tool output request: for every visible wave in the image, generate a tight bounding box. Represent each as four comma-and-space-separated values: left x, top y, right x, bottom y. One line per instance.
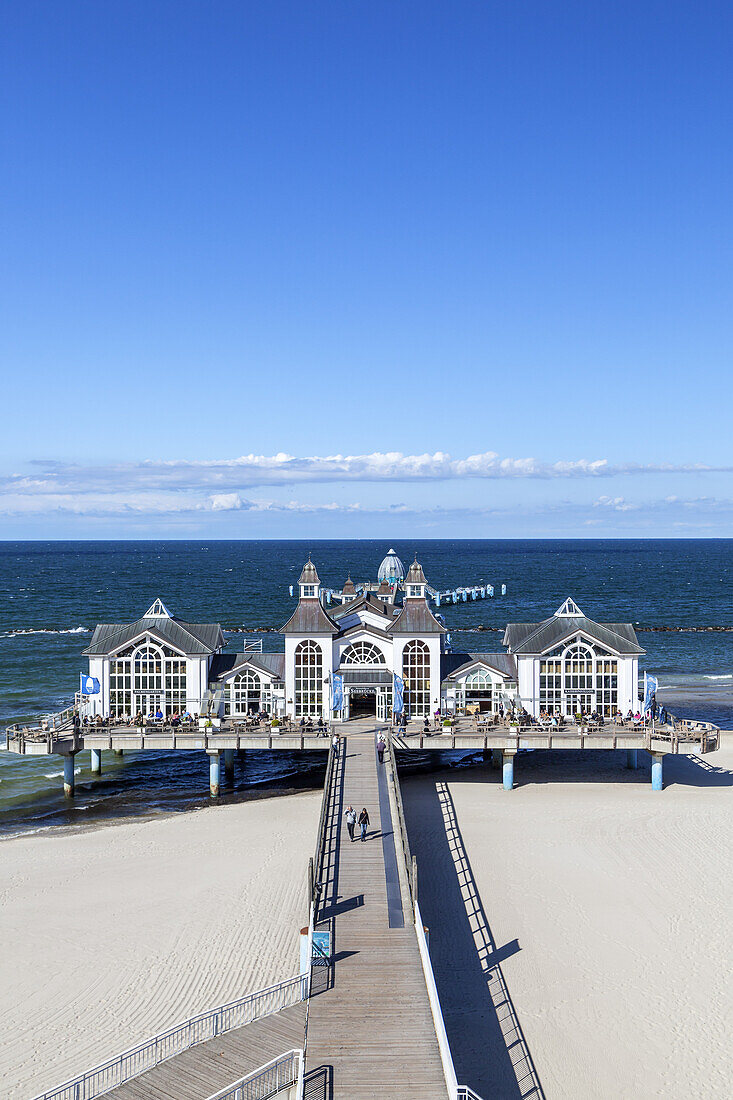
704, 674, 733, 681
1, 627, 89, 639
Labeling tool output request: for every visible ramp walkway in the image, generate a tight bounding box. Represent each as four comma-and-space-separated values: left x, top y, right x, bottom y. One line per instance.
305, 724, 447, 1098
101, 1004, 304, 1099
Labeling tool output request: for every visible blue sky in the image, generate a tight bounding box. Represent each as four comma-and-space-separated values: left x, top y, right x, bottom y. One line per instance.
1, 0, 731, 537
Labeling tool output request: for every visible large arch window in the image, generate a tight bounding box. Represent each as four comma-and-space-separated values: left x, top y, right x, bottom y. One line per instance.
295, 640, 323, 717
539, 638, 618, 717
108, 641, 187, 718
457, 667, 494, 713
340, 642, 385, 666
403, 640, 430, 717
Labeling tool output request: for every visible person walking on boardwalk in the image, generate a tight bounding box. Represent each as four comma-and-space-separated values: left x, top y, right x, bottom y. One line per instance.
345, 805, 357, 842
376, 736, 386, 764
358, 806, 370, 842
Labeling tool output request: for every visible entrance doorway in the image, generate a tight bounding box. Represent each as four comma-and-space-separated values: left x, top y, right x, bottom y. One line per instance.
349, 691, 377, 719
565, 692, 594, 717
135, 693, 163, 717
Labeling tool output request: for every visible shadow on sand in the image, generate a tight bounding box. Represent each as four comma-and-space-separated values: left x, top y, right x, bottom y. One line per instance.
404, 777, 545, 1100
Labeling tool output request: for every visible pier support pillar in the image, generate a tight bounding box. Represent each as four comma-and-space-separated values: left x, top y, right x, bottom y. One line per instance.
626, 749, 638, 770
651, 753, 664, 792
114, 749, 123, 757
224, 749, 235, 786
90, 748, 102, 775
491, 748, 502, 770
502, 751, 515, 791
63, 754, 76, 798
208, 751, 222, 798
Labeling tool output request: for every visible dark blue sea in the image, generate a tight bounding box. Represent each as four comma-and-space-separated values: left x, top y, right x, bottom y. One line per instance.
0, 540, 730, 837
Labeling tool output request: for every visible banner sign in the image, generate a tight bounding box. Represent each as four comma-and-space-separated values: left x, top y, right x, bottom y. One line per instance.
332, 674, 343, 711
393, 674, 404, 714
643, 674, 658, 714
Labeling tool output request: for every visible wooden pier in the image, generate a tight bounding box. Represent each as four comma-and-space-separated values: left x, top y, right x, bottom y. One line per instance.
305, 723, 447, 1097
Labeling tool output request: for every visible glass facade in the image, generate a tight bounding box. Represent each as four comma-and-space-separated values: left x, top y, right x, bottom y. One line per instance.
539, 640, 618, 717
295, 640, 323, 717
403, 640, 430, 717
108, 641, 187, 718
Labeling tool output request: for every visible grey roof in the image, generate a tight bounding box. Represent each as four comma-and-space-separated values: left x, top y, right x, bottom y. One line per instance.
339, 669, 392, 685
299, 559, 320, 585
329, 593, 393, 621
377, 579, 392, 596
391, 600, 446, 634
83, 616, 224, 656
405, 558, 427, 584
209, 652, 285, 681
504, 615, 644, 655
337, 621, 393, 641
441, 652, 517, 681
281, 599, 338, 634
342, 575, 356, 595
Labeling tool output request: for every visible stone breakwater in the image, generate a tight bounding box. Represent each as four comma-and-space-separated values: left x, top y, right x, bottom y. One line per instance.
224, 624, 733, 635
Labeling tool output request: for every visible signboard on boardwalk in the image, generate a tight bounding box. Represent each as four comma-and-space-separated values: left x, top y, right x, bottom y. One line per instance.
312, 930, 331, 963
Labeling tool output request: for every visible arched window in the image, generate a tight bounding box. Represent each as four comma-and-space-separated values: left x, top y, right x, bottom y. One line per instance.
230, 669, 261, 714
465, 668, 492, 691
340, 642, 385, 666
564, 644, 594, 691
403, 640, 430, 717
295, 640, 323, 717
133, 645, 163, 692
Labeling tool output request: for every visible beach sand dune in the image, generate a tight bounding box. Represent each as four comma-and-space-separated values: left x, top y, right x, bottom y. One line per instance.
0, 791, 319, 1099
403, 746, 733, 1100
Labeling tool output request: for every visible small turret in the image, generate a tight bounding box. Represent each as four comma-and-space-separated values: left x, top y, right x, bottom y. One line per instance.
404, 555, 428, 600
342, 574, 356, 597
298, 556, 320, 600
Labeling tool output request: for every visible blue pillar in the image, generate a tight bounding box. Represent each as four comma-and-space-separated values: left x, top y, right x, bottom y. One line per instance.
626, 749, 638, 770
90, 748, 102, 775
651, 754, 664, 791
63, 755, 75, 798
224, 749, 235, 786
502, 752, 514, 790
209, 752, 221, 798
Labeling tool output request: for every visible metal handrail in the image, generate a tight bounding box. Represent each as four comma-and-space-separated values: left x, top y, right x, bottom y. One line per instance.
30, 974, 308, 1100
204, 1049, 303, 1100
311, 740, 336, 905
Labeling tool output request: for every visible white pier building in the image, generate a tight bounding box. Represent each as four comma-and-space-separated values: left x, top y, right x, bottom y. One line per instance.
82, 552, 644, 723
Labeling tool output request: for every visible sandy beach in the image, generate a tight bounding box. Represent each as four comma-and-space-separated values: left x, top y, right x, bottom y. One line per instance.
403, 743, 733, 1100
0, 791, 320, 1099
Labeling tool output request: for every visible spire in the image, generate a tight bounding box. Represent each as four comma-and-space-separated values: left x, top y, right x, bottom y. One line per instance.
342, 573, 356, 596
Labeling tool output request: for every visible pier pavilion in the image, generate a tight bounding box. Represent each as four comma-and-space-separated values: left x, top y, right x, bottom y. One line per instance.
79, 553, 645, 724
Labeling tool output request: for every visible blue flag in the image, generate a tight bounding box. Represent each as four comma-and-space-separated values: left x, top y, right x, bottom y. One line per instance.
393, 674, 404, 714
331, 674, 343, 711
81, 674, 100, 695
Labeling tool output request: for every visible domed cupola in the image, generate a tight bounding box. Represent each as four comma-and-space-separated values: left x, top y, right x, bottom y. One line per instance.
378, 548, 405, 584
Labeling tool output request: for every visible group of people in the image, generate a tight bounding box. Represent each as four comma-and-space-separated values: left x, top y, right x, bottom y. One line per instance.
298, 716, 328, 734
344, 804, 370, 842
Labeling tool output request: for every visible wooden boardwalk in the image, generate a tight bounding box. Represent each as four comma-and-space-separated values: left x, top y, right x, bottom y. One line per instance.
304, 725, 447, 1098
102, 1002, 305, 1099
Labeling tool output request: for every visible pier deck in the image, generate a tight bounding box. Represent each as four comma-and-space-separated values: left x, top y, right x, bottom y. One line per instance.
98, 1002, 305, 1100
305, 724, 447, 1098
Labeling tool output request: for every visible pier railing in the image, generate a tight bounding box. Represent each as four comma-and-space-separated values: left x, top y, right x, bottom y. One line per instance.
204, 1048, 303, 1100
310, 740, 337, 908
385, 732, 417, 912
30, 974, 308, 1100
